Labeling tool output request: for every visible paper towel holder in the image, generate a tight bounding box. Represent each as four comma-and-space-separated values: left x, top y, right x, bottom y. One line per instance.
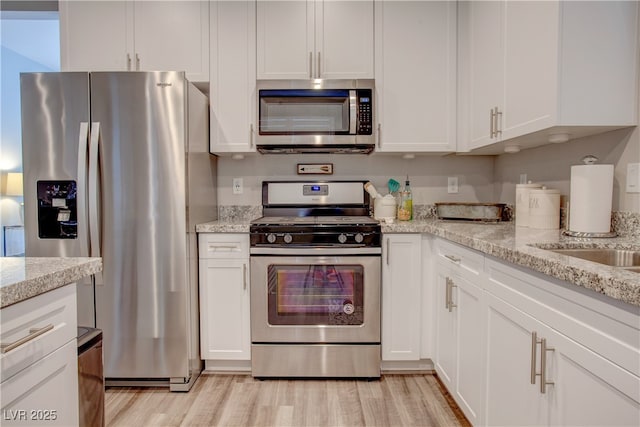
562, 202, 618, 238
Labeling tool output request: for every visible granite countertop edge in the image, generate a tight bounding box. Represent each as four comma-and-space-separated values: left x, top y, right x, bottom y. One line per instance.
1, 257, 103, 309
196, 219, 640, 308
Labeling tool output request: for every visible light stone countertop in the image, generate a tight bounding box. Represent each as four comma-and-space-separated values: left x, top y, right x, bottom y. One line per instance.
196, 219, 640, 307
1, 257, 103, 308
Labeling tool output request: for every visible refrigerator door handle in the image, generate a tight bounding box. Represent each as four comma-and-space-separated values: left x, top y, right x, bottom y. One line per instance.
89, 122, 103, 285
77, 122, 90, 257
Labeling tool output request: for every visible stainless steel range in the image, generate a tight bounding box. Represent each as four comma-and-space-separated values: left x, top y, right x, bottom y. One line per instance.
250, 181, 381, 378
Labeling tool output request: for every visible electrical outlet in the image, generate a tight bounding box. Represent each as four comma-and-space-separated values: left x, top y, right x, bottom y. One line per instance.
232, 178, 243, 195
520, 174, 528, 184
447, 177, 459, 194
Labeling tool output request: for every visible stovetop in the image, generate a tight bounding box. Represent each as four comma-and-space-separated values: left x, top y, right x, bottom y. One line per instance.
250, 215, 379, 226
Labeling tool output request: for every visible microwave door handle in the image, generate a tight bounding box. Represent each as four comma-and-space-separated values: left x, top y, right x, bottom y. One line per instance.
89, 122, 103, 285
349, 90, 357, 135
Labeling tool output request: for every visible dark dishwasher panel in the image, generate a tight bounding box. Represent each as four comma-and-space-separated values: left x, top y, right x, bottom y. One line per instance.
77, 327, 104, 427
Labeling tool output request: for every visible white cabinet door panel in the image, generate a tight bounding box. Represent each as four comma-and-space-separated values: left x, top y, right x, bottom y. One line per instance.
133, 0, 209, 81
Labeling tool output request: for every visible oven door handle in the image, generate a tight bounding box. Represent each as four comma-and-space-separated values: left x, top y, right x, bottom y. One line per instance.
250, 247, 382, 256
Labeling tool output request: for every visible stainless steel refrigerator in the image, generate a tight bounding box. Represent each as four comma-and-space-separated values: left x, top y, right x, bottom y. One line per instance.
20, 71, 217, 391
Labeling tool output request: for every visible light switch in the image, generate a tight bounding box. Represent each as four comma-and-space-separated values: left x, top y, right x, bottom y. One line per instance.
627, 163, 640, 193
447, 177, 459, 194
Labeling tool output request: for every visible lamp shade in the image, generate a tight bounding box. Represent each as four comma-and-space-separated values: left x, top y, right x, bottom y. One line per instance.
5, 172, 23, 196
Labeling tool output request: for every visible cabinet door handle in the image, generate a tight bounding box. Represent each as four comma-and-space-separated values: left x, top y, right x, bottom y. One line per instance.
386, 238, 390, 265
317, 51, 321, 78
127, 53, 132, 71
445, 277, 451, 310
309, 52, 313, 79
496, 108, 503, 137
136, 53, 140, 71
489, 108, 495, 138
250, 124, 254, 148
531, 331, 538, 385
1, 324, 54, 354
448, 280, 457, 312
444, 254, 461, 264
243, 264, 247, 291
377, 123, 382, 148
540, 337, 554, 394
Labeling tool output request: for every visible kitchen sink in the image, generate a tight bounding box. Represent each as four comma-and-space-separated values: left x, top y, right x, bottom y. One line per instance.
548, 249, 640, 268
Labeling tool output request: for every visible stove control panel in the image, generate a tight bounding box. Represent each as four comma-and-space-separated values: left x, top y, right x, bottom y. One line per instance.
250, 229, 381, 247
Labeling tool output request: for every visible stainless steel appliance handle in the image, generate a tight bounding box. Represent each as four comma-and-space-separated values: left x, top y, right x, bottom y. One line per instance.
250, 247, 382, 256
1, 324, 54, 354
77, 122, 90, 257
89, 123, 103, 286
309, 52, 313, 79
349, 90, 357, 135
540, 337, 554, 394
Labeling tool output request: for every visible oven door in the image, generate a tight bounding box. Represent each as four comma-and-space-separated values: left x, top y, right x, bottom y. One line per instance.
250, 252, 381, 343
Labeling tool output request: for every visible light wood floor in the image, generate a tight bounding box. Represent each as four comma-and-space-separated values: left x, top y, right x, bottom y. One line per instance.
105, 373, 470, 427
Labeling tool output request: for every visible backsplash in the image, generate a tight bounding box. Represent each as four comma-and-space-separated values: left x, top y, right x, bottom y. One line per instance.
218, 204, 639, 237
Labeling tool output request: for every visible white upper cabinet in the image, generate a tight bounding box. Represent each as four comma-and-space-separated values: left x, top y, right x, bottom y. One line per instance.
374, 0, 457, 153
209, 0, 257, 154
59, 0, 209, 82
257, 0, 374, 80
458, 0, 639, 154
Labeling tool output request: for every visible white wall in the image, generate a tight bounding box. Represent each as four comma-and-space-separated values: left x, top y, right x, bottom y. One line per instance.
493, 125, 639, 213
217, 153, 496, 206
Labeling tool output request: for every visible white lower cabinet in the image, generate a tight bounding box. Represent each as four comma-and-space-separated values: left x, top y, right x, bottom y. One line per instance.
485, 290, 640, 427
432, 239, 640, 426
0, 285, 79, 426
198, 234, 251, 364
483, 258, 640, 427
382, 234, 422, 361
0, 341, 79, 426
434, 239, 485, 425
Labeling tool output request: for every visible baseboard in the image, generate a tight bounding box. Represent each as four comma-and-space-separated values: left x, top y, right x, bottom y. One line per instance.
204, 360, 251, 372
381, 359, 434, 373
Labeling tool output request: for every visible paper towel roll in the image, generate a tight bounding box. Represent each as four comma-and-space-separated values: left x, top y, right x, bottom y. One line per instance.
569, 164, 614, 233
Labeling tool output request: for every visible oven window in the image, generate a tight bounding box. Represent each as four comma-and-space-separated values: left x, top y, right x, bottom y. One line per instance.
267, 264, 364, 325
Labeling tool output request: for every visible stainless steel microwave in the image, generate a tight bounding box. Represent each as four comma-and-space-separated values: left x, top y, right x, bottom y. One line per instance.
256, 79, 375, 154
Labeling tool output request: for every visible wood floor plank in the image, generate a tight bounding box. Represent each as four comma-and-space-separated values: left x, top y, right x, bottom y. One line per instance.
105, 374, 468, 427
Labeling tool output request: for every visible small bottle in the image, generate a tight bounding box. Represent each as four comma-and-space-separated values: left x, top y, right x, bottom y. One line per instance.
397, 176, 413, 221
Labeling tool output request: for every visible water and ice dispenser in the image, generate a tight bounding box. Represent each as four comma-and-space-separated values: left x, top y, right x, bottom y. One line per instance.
37, 180, 77, 239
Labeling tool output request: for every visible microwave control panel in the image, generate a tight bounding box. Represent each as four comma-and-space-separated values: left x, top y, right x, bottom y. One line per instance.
356, 89, 373, 135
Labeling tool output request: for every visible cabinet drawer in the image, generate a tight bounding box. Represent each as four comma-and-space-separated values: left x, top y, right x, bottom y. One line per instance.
198, 233, 249, 259
0, 339, 79, 426
436, 238, 484, 276
0, 285, 77, 382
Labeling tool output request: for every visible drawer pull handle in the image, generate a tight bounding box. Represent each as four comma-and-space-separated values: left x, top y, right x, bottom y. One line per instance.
208, 245, 239, 251
1, 324, 54, 354
444, 254, 461, 263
